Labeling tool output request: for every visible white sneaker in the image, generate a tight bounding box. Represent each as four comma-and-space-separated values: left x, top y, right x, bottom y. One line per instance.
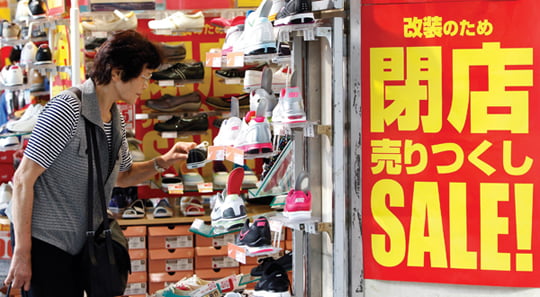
2, 65, 24, 87
0, 136, 19, 148
234, 16, 276, 55
221, 24, 244, 55
269, 0, 285, 22
81, 10, 137, 32
279, 87, 307, 123
181, 172, 205, 187
20, 41, 38, 66
6, 104, 44, 133
213, 116, 242, 146
235, 101, 273, 155
148, 11, 205, 31
15, 0, 30, 23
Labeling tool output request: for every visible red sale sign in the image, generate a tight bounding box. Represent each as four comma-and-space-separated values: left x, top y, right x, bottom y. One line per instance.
362, 0, 540, 287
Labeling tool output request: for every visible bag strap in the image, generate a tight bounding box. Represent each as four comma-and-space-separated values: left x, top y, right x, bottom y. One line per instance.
6, 283, 29, 297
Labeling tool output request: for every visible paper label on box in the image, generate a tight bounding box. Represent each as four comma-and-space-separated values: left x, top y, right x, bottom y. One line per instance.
127, 236, 146, 249
165, 258, 193, 271
123, 282, 147, 295
212, 256, 239, 268
165, 235, 193, 248
213, 233, 236, 247
131, 259, 146, 272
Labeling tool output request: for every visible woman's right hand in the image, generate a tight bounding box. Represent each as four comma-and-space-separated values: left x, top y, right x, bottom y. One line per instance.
5, 248, 32, 291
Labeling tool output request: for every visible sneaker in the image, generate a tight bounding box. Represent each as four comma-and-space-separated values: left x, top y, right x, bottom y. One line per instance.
254, 262, 292, 297
284, 171, 311, 219
0, 136, 19, 148
81, 10, 137, 32
251, 251, 293, 276
211, 168, 247, 230
154, 275, 213, 297
34, 43, 53, 65
159, 42, 187, 63
153, 113, 208, 133
206, 93, 250, 110
181, 172, 205, 187
235, 104, 273, 155
180, 196, 205, 216
145, 92, 202, 112
28, 68, 45, 92
273, 87, 306, 123
2, 65, 24, 87
210, 15, 245, 28
84, 37, 107, 51
148, 11, 205, 31
212, 171, 229, 189
151, 62, 205, 81
236, 216, 272, 247
15, 0, 30, 22
234, 16, 276, 55
244, 67, 289, 93
213, 116, 242, 147
221, 24, 244, 55
274, 0, 314, 26
161, 175, 183, 193
2, 22, 21, 40
186, 141, 209, 169
28, 0, 47, 18
153, 198, 173, 218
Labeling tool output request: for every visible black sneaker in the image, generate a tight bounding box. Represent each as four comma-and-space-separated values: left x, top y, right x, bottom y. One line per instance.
251, 251, 293, 276
236, 216, 272, 247
151, 62, 205, 81
154, 113, 209, 132
28, 0, 47, 18
274, 0, 314, 26
254, 262, 291, 296
187, 141, 209, 169
34, 43, 52, 64
205, 93, 250, 110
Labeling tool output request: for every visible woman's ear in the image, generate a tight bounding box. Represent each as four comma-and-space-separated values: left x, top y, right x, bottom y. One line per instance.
111, 69, 122, 81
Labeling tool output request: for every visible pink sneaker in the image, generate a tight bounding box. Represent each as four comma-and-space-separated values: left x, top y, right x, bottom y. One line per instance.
284, 171, 311, 219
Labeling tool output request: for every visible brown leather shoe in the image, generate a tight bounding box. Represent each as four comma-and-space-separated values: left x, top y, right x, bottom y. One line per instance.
145, 91, 202, 112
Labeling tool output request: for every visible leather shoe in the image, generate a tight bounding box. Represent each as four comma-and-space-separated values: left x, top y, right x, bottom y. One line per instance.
206, 93, 250, 110
159, 42, 186, 63
154, 113, 208, 132
146, 92, 202, 112
151, 61, 205, 81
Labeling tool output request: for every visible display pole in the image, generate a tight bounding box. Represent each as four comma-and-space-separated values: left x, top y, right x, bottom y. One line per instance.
70, 0, 81, 85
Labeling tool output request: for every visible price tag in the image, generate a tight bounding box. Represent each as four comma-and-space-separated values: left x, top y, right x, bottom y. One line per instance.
158, 80, 175, 87
226, 52, 244, 67
192, 218, 205, 229
269, 219, 284, 233
227, 242, 246, 264
168, 184, 184, 195
225, 146, 244, 165
135, 113, 149, 120
304, 122, 315, 137
207, 146, 226, 161
161, 131, 177, 139
91, 31, 108, 38
205, 51, 223, 68
197, 182, 213, 193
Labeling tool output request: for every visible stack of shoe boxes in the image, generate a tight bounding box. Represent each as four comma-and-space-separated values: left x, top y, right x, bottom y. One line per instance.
122, 226, 148, 296
195, 233, 240, 280
147, 225, 194, 294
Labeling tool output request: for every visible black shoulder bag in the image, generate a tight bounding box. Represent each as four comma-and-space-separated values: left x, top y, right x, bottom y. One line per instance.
77, 88, 131, 297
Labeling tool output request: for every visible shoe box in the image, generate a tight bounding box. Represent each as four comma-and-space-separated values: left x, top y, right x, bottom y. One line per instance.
123, 225, 147, 250
195, 233, 236, 248
148, 225, 193, 249
195, 246, 240, 269
129, 248, 147, 273
148, 247, 194, 273
124, 271, 147, 297
148, 270, 193, 295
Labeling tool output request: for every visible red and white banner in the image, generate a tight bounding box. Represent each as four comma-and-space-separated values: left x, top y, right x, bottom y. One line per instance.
361, 0, 540, 287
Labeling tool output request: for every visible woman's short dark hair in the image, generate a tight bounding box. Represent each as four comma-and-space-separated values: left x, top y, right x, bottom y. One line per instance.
89, 30, 162, 85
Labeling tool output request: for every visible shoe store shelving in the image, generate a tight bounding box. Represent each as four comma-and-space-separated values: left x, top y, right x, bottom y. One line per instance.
80, 8, 251, 21
135, 110, 222, 120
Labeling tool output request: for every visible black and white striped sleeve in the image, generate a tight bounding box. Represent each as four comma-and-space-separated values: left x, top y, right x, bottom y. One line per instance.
24, 94, 80, 169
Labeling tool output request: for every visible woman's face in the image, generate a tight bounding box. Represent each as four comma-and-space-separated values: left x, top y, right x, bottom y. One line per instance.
116, 66, 154, 104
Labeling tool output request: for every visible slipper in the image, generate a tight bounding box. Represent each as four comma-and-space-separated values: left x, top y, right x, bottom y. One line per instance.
122, 199, 145, 219
153, 198, 173, 218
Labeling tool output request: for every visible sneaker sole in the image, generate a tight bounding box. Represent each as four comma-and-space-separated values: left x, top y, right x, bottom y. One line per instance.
274, 12, 315, 26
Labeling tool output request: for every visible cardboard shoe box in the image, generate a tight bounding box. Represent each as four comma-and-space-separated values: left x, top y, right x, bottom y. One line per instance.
148, 225, 193, 249
123, 271, 147, 296
129, 248, 147, 272
122, 225, 147, 250
148, 247, 194, 273
195, 246, 239, 269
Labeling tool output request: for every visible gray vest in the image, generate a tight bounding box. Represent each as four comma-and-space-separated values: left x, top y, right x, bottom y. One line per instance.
31, 79, 124, 255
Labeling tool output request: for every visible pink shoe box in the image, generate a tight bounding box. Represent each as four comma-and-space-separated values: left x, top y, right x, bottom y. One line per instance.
166, 0, 233, 10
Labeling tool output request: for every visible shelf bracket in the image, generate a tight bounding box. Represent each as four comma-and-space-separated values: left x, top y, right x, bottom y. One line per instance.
316, 124, 332, 140
317, 222, 333, 243
315, 26, 332, 47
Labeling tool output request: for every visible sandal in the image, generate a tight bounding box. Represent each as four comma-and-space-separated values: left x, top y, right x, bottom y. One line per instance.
122, 199, 145, 219
153, 198, 173, 218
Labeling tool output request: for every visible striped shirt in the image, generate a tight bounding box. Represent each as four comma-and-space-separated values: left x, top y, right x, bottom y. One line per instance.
25, 93, 133, 172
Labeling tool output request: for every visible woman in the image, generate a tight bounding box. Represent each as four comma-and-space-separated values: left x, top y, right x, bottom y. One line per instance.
4, 30, 196, 296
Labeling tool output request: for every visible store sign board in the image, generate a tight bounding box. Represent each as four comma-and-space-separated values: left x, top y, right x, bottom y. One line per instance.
361, 0, 540, 287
